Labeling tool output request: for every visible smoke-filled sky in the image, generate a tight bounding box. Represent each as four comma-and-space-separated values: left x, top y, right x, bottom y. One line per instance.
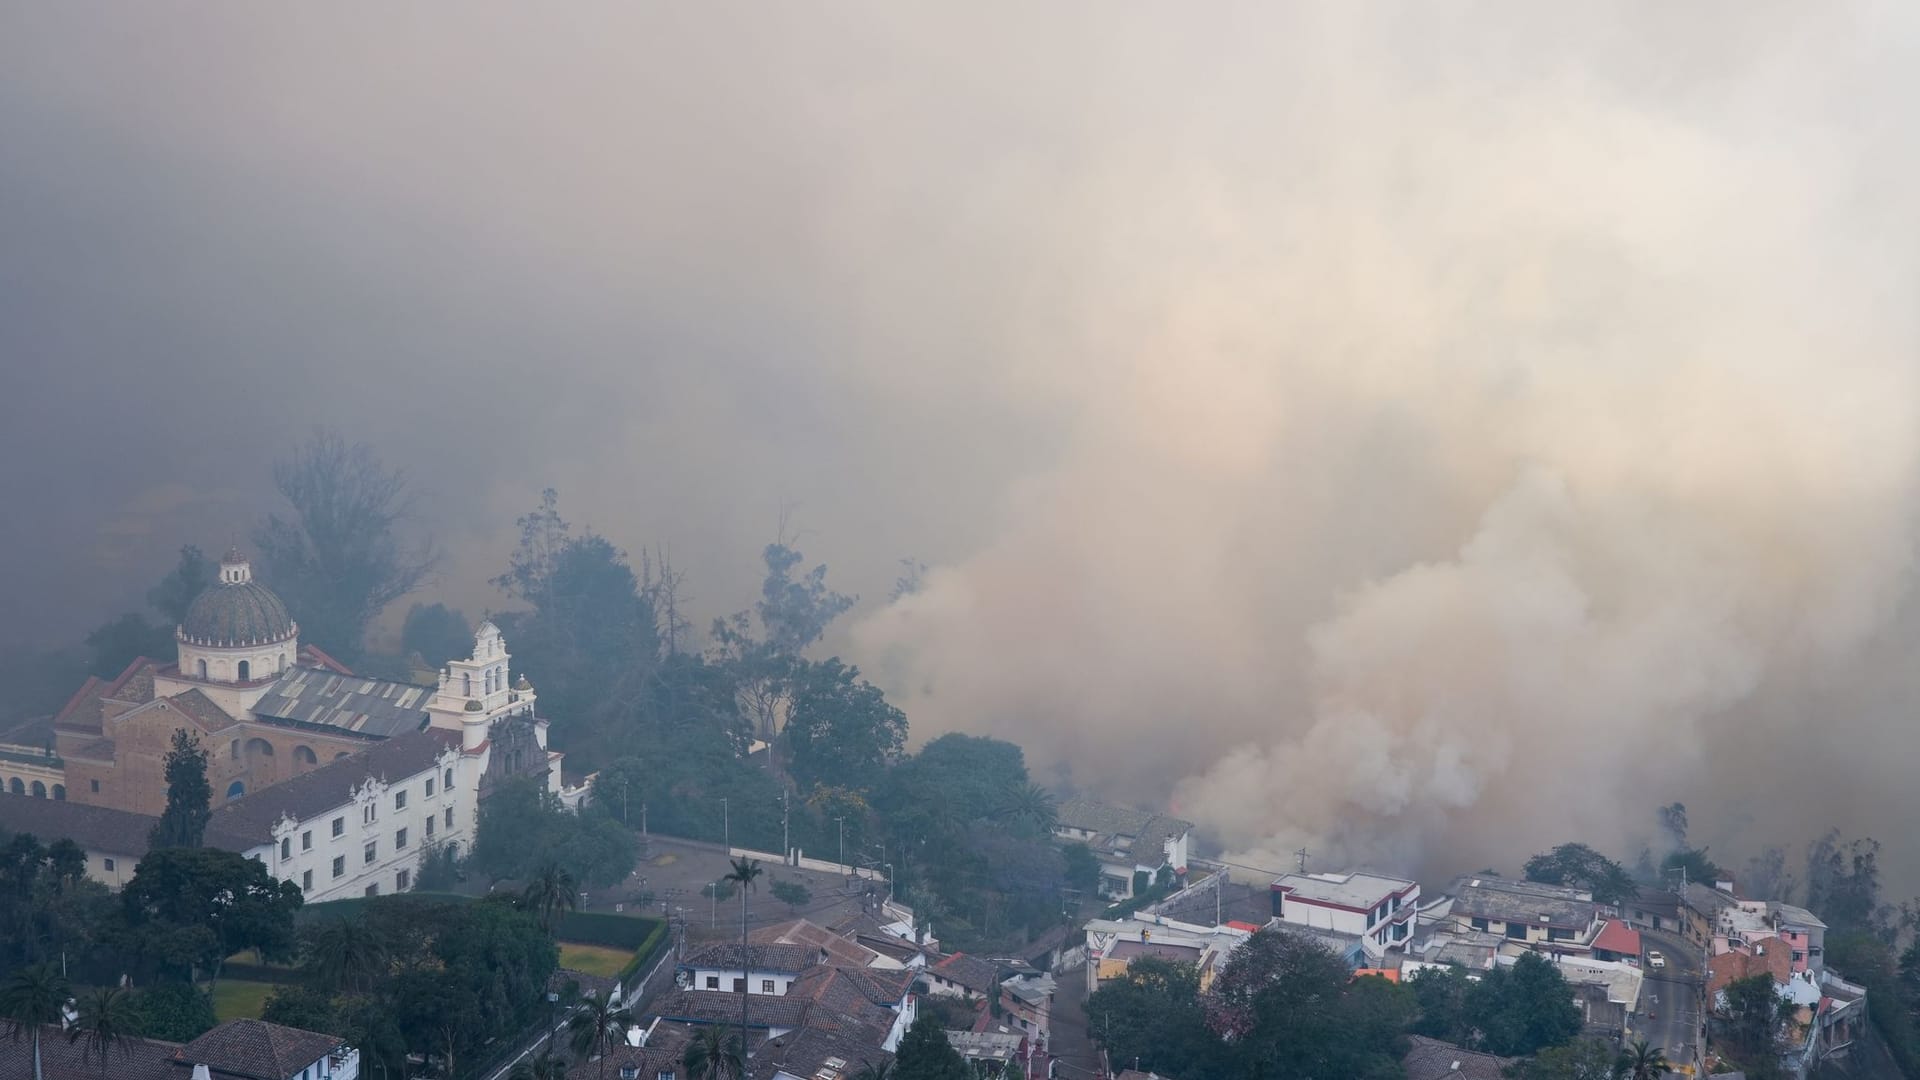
6, 3, 1920, 888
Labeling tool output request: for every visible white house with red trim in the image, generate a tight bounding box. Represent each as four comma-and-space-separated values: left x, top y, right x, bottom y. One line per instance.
1271, 870, 1421, 963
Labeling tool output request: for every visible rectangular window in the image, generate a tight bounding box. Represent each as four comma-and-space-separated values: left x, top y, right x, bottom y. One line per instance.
303, 870, 313, 891
365, 884, 378, 897
90, 779, 100, 793
1471, 917, 1489, 932
103, 857, 115, 872
1548, 927, 1573, 942
1505, 923, 1528, 940
1793, 950, 1805, 963
332, 817, 345, 837
333, 856, 346, 878
397, 869, 411, 892
302, 830, 313, 851
281, 838, 291, 860
395, 790, 407, 811
705, 976, 719, 989
426, 817, 436, 837
761, 979, 775, 994
395, 828, 408, 849
446, 807, 454, 829
364, 842, 377, 865
426, 778, 435, 797
733, 978, 745, 993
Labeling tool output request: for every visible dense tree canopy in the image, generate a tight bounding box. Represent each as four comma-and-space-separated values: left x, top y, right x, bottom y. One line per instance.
892, 1013, 968, 1080
1085, 957, 1213, 1076
782, 658, 907, 793
254, 430, 439, 661
1409, 954, 1582, 1057
402, 602, 473, 668
1523, 843, 1638, 905
472, 778, 636, 888
119, 847, 304, 982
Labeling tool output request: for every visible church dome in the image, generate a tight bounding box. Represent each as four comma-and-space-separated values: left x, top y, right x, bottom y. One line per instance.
178, 549, 297, 647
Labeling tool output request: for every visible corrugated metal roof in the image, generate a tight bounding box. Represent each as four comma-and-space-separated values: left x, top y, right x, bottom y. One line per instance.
252, 667, 433, 737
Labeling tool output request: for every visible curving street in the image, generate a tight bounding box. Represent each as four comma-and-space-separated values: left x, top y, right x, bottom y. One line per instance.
1629, 927, 1708, 1077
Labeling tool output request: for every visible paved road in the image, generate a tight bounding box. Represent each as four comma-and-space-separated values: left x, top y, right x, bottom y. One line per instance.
1631, 928, 1707, 1077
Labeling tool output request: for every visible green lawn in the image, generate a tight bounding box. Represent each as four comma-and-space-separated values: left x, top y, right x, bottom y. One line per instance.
210, 979, 277, 1021
558, 942, 635, 977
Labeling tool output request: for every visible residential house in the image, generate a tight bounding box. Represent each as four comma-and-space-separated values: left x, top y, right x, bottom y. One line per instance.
751, 917, 898, 970
1624, 889, 1684, 935
1270, 870, 1420, 962
948, 1028, 1026, 1075
999, 972, 1056, 1045
1052, 798, 1192, 901
924, 952, 1006, 1001
203, 729, 471, 902
0, 1017, 356, 1080
1401, 1035, 1517, 1080
1083, 914, 1252, 995
678, 943, 817, 996
1443, 875, 1603, 956
1687, 883, 1828, 974
1590, 920, 1642, 966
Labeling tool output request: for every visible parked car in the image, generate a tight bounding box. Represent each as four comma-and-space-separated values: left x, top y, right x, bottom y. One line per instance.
1646, 950, 1666, 969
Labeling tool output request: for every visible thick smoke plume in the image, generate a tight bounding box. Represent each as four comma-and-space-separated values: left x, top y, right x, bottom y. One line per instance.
6, 5, 1920, 884
852, 4, 1920, 880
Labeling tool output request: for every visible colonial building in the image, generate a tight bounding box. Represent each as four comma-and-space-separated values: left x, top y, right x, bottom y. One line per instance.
0, 1017, 356, 1080
203, 729, 471, 902
31, 547, 560, 838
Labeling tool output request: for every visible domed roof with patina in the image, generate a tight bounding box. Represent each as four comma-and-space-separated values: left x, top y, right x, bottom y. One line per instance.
178, 551, 297, 647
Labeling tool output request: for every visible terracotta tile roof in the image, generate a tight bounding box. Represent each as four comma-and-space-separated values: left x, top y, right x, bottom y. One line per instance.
53, 676, 109, 733
788, 965, 912, 1017
0, 796, 162, 857
1402, 1035, 1518, 1080
648, 987, 813, 1030
750, 917, 884, 968
681, 942, 819, 974
110, 659, 160, 706
180, 1017, 348, 1079
1592, 919, 1642, 956
0, 1023, 180, 1080
751, 1023, 894, 1080
930, 953, 1005, 994
563, 1020, 697, 1080
205, 729, 455, 842
167, 689, 239, 731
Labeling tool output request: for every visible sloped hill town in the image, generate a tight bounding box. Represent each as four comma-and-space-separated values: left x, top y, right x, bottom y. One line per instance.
1, 511, 1910, 1080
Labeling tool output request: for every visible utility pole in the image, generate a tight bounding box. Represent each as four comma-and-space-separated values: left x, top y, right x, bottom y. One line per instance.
721, 797, 730, 854
834, 816, 846, 875
641, 802, 648, 838
620, 779, 629, 826
780, 788, 791, 864
1295, 847, 1310, 874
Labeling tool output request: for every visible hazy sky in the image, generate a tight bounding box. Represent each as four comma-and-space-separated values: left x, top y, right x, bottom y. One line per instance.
6, 3, 1920, 887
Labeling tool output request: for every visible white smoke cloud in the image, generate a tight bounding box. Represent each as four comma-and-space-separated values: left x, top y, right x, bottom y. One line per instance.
852, 3, 1920, 880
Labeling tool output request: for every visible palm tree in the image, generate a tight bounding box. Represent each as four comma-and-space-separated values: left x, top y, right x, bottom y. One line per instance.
724, 856, 764, 1067
67, 986, 135, 1074
1620, 1038, 1669, 1080
303, 916, 389, 995
508, 1051, 570, 1080
544, 977, 582, 1059
682, 1026, 745, 1080
0, 964, 72, 1080
994, 783, 1058, 837
566, 992, 634, 1080
523, 860, 579, 935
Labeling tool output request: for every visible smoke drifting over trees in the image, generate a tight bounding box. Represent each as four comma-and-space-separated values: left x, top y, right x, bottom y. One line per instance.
6, 6, 1920, 884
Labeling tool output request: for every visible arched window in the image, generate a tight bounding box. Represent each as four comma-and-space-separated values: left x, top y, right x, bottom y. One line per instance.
231, 740, 241, 760
226, 780, 246, 799
246, 738, 275, 758
6, 778, 21, 795
277, 653, 287, 673
463, 672, 472, 696
294, 745, 318, 767
197, 659, 208, 679
444, 768, 454, 790
52, 785, 65, 801
238, 660, 250, 681
31, 781, 46, 798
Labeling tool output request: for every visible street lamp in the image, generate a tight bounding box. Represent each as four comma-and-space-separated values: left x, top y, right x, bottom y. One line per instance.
834, 816, 846, 874
720, 797, 729, 853
884, 863, 894, 906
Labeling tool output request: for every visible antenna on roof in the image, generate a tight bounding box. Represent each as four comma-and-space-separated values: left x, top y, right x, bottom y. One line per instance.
1295, 847, 1310, 874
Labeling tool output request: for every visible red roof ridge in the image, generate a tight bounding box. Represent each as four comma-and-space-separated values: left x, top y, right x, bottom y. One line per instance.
300, 643, 354, 675
53, 676, 107, 727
